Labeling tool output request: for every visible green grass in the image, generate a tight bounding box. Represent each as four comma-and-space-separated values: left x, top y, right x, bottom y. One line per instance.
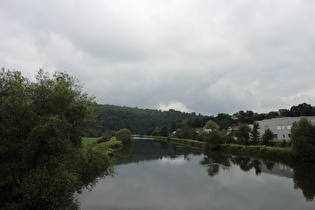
82, 137, 122, 153
220, 144, 294, 162
82, 137, 100, 146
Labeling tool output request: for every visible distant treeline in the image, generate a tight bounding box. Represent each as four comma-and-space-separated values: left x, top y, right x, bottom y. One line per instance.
89, 104, 199, 136
89, 102, 315, 136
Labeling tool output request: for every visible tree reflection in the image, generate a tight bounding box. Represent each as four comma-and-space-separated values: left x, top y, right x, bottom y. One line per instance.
292, 162, 315, 201
200, 152, 315, 202
200, 152, 231, 177
263, 161, 275, 170
116, 143, 134, 158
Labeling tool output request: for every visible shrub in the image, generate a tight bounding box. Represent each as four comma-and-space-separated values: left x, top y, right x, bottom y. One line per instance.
291, 117, 315, 161
116, 128, 133, 144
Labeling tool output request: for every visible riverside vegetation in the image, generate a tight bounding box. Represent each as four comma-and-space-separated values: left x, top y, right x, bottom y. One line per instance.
1, 67, 315, 208
151, 117, 315, 163
0, 69, 117, 209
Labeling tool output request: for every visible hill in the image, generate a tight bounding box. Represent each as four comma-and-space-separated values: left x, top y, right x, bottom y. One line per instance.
91, 104, 199, 135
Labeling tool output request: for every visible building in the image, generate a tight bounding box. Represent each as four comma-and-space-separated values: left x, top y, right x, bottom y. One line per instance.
257, 116, 315, 141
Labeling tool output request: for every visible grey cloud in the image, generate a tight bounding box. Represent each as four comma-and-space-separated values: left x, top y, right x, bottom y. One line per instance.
1, 0, 315, 115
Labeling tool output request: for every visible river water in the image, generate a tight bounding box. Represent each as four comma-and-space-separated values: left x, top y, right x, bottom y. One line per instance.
78, 138, 315, 210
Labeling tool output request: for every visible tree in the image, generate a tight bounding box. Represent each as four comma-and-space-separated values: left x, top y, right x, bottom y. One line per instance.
204, 130, 227, 150
116, 128, 133, 144
291, 117, 315, 161
216, 113, 232, 130
0, 69, 113, 208
204, 120, 220, 131
235, 124, 251, 145
290, 103, 314, 117
176, 121, 197, 139
251, 122, 260, 145
160, 126, 169, 137
261, 128, 274, 146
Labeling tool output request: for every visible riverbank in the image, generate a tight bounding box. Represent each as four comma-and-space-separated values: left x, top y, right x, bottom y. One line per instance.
220, 144, 294, 163
147, 136, 205, 150
148, 136, 296, 163
82, 137, 123, 153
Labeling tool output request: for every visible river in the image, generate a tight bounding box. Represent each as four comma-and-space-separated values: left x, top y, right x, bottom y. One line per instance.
78, 138, 315, 210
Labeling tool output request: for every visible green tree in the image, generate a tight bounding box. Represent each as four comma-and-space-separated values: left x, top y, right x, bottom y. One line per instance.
204, 120, 220, 131
0, 69, 113, 209
116, 128, 133, 144
235, 124, 251, 145
291, 117, 315, 161
216, 113, 232, 130
261, 128, 274, 146
160, 126, 169, 137
290, 103, 314, 117
204, 130, 227, 150
176, 121, 197, 139
251, 122, 260, 145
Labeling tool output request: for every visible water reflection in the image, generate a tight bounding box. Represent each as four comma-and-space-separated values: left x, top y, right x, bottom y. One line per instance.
79, 139, 315, 209
200, 151, 315, 202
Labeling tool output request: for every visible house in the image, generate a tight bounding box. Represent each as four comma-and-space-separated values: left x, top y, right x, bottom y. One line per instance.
257, 116, 315, 141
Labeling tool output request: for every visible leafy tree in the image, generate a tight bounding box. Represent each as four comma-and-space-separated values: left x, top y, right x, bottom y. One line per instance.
0, 69, 113, 209
235, 124, 251, 145
216, 113, 233, 130
251, 122, 260, 145
290, 103, 314, 117
204, 130, 227, 150
291, 117, 315, 161
234, 110, 255, 124
98, 131, 115, 143
160, 126, 169, 137
204, 120, 220, 131
116, 128, 133, 144
261, 128, 274, 146
175, 121, 197, 139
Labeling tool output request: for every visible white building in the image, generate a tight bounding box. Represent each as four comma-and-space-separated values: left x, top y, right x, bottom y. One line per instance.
257, 116, 315, 141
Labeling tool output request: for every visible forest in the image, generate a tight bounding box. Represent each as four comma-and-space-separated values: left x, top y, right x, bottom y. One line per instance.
90, 104, 199, 136
90, 102, 315, 136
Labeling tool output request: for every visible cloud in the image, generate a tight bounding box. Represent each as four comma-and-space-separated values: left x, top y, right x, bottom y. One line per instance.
1, 0, 315, 115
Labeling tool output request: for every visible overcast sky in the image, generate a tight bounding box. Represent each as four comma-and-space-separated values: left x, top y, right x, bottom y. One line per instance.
1, 0, 315, 115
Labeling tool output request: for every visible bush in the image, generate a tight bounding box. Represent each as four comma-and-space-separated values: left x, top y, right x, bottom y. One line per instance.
291, 117, 315, 161
204, 130, 227, 150
220, 144, 293, 162
116, 128, 133, 144
97, 131, 114, 143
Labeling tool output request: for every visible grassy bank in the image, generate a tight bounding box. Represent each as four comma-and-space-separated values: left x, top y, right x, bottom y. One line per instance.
220, 144, 294, 162
82, 137, 123, 152
149, 136, 296, 162
148, 136, 205, 150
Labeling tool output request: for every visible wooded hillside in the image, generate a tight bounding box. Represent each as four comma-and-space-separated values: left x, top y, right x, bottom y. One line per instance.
91, 104, 199, 135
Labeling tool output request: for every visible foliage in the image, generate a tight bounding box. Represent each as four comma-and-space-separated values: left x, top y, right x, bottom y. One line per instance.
220, 144, 293, 162
97, 131, 115, 143
289, 103, 314, 117
175, 121, 197, 140
150, 126, 170, 137
261, 128, 274, 146
204, 130, 227, 151
0, 68, 113, 209
93, 105, 199, 135
82, 137, 100, 146
251, 122, 260, 145
235, 124, 251, 145
116, 128, 133, 144
203, 120, 220, 131
216, 113, 233, 130
291, 117, 315, 161
165, 137, 205, 150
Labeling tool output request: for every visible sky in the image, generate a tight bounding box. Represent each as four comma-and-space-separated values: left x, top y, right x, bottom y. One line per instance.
1, 0, 315, 115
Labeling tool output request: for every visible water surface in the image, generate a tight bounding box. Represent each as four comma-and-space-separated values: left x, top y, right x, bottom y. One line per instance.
78, 139, 315, 210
